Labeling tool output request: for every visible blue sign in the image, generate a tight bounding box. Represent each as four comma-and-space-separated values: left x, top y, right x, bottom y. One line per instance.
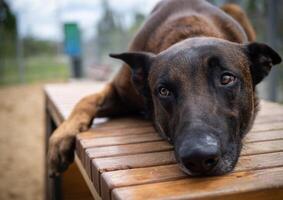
64, 23, 81, 57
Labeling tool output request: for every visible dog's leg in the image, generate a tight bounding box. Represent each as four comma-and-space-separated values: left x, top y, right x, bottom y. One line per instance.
221, 3, 256, 42
48, 83, 125, 176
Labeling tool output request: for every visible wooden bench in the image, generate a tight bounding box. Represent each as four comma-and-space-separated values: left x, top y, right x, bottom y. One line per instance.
44, 82, 283, 200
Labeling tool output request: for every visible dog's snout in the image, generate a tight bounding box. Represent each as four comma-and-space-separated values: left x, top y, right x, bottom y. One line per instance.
177, 133, 220, 174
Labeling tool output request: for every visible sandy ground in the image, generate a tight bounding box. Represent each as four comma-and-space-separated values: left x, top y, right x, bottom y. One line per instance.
0, 84, 44, 200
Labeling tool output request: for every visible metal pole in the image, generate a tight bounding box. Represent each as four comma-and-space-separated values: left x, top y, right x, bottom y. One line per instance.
267, 0, 277, 101
16, 13, 25, 83
71, 56, 82, 78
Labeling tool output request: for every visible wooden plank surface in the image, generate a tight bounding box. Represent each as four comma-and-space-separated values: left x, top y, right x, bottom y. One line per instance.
44, 83, 283, 200
99, 146, 283, 200
112, 167, 283, 200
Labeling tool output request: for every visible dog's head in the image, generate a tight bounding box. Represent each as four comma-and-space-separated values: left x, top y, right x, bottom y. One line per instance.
110, 37, 281, 176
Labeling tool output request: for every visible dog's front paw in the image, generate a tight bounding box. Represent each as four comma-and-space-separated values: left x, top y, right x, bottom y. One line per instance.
47, 123, 79, 177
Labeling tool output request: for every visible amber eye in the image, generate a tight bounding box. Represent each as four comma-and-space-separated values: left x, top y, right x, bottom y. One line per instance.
220, 73, 236, 85
159, 87, 171, 97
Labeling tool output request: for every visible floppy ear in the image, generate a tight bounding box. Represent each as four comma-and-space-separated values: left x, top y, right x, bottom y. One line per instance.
109, 51, 155, 95
245, 42, 281, 85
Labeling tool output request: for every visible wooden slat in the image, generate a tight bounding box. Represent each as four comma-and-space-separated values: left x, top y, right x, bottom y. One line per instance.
254, 114, 283, 124
80, 133, 162, 149
245, 129, 283, 142
250, 121, 283, 132
77, 133, 160, 160
112, 167, 283, 200
90, 118, 152, 131
100, 141, 283, 200
258, 101, 283, 116
92, 151, 176, 192
243, 139, 283, 155
76, 127, 156, 167
77, 126, 154, 140
86, 141, 173, 159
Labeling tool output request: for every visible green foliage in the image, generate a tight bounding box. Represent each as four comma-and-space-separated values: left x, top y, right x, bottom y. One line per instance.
0, 0, 16, 33
0, 56, 69, 85
0, 0, 17, 58
22, 37, 58, 57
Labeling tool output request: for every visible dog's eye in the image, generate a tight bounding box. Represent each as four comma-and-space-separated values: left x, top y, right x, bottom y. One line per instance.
159, 87, 171, 97
220, 73, 236, 85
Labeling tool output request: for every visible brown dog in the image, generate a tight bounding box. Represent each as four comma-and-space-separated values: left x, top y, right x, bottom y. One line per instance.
48, 0, 281, 176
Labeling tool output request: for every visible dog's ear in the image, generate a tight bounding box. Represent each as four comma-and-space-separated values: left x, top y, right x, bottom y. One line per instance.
109, 52, 155, 94
245, 42, 281, 85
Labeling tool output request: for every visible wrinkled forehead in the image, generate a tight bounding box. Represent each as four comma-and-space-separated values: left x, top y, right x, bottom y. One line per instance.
150, 38, 248, 81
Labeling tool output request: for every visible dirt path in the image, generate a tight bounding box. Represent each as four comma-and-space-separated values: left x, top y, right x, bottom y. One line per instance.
0, 84, 44, 200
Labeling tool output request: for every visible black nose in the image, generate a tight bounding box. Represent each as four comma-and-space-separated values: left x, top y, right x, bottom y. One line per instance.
177, 134, 220, 174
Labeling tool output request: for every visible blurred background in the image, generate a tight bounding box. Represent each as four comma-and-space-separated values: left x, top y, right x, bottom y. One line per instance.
0, 0, 282, 199
0, 0, 283, 99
